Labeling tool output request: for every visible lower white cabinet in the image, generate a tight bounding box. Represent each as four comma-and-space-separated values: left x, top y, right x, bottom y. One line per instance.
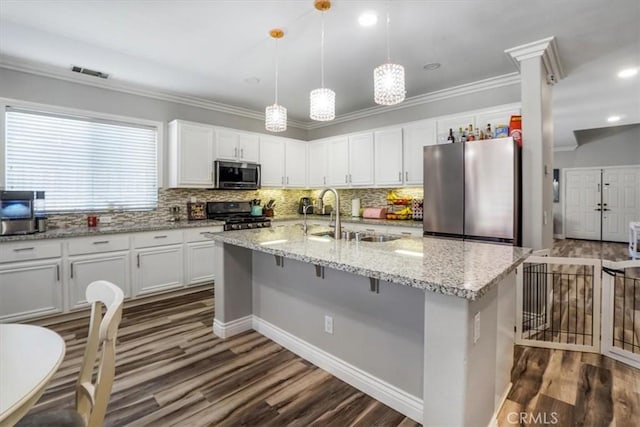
0, 259, 63, 322
68, 251, 131, 309
185, 242, 216, 285
134, 245, 184, 296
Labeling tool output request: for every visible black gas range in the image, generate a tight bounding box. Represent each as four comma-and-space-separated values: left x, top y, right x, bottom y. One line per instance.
206, 201, 271, 231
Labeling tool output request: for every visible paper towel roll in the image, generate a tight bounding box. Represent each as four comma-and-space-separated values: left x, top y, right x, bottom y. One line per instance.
352, 198, 361, 217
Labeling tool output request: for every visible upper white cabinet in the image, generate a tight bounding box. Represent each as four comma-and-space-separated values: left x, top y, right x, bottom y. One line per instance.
308, 141, 328, 187
260, 136, 308, 188
374, 128, 404, 186
168, 120, 215, 188
403, 120, 437, 185
326, 134, 374, 187
215, 129, 260, 162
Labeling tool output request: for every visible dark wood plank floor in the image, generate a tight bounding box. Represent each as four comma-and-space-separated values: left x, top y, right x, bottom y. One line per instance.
26, 287, 419, 427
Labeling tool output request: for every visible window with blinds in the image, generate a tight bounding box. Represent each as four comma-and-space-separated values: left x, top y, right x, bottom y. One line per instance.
5, 107, 158, 213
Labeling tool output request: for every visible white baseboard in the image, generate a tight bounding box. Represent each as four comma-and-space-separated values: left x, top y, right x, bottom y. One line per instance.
488, 382, 512, 427
553, 234, 565, 239
252, 316, 423, 424
212, 315, 253, 339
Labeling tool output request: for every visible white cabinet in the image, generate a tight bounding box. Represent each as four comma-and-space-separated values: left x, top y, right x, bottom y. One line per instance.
215, 129, 260, 162
308, 141, 328, 187
403, 120, 437, 185
325, 134, 373, 187
285, 139, 307, 188
133, 230, 184, 295
260, 137, 307, 188
168, 120, 215, 188
326, 137, 350, 187
374, 128, 404, 186
184, 227, 222, 285
68, 252, 130, 309
260, 136, 286, 187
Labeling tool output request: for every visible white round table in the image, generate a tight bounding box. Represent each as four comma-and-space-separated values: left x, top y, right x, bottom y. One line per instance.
0, 324, 66, 426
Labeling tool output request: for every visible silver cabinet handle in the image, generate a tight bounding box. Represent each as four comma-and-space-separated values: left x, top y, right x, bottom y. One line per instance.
70, 262, 74, 279
398, 172, 402, 182
93, 240, 109, 245
56, 264, 60, 281
240, 148, 244, 158
323, 176, 326, 185
286, 176, 290, 184
349, 174, 352, 183
137, 254, 140, 268
405, 171, 409, 181
14, 247, 35, 252
281, 176, 284, 185
154, 235, 168, 239
345, 174, 348, 183
234, 147, 238, 158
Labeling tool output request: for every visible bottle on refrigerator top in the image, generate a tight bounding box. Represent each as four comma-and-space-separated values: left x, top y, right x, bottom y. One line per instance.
447, 128, 456, 143
467, 124, 475, 141
485, 124, 493, 139
458, 127, 466, 143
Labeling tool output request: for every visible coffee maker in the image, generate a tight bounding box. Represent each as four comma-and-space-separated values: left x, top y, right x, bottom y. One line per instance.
298, 197, 313, 214
1, 191, 37, 235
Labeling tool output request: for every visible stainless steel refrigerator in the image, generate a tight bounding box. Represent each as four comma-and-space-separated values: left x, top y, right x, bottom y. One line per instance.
423, 137, 520, 245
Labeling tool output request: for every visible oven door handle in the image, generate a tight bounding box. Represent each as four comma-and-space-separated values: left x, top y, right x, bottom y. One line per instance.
256, 164, 261, 189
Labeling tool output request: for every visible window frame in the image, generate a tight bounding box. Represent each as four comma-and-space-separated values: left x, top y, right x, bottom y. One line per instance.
0, 97, 164, 212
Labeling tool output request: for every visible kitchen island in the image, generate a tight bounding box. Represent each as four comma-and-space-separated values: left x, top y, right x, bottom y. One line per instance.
207, 224, 531, 426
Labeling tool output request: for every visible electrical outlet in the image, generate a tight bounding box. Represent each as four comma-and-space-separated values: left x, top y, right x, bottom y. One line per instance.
474, 312, 481, 344
190, 196, 197, 203
324, 315, 333, 335
99, 215, 112, 224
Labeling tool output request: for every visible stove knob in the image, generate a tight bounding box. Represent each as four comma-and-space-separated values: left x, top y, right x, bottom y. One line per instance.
247, 223, 255, 229
256, 223, 263, 228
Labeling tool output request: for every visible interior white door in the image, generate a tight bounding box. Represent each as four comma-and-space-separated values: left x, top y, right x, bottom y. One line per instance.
602, 167, 640, 242
565, 168, 602, 240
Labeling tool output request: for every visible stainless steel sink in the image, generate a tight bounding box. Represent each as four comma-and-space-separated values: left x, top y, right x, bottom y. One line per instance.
311, 231, 335, 237
359, 235, 401, 242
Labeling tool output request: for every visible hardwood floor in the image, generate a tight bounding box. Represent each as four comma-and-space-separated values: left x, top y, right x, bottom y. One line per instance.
25, 288, 419, 427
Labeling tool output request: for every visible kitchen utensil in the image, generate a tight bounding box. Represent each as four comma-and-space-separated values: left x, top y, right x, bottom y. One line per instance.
251, 205, 263, 216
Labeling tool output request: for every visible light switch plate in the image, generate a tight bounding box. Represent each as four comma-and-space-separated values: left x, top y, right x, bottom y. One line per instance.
324, 315, 333, 335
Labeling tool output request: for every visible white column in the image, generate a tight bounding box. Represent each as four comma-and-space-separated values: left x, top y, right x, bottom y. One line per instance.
505, 37, 564, 250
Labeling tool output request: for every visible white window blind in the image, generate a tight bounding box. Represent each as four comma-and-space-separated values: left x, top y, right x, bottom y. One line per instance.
5, 107, 158, 213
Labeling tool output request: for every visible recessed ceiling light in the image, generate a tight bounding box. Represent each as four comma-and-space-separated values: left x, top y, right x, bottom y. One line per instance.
607, 115, 621, 123
358, 11, 378, 27
423, 63, 441, 71
244, 77, 260, 85
617, 68, 638, 78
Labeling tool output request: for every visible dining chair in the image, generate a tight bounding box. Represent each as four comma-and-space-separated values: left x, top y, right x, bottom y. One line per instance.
17, 280, 125, 427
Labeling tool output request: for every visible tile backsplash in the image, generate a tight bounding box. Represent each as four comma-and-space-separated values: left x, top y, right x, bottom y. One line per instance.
46, 186, 423, 229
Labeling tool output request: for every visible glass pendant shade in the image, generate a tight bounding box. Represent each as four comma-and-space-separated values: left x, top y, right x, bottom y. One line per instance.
374, 62, 405, 105
265, 104, 287, 132
309, 88, 335, 121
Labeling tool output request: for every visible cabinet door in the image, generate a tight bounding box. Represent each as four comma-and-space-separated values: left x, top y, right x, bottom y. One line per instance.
285, 140, 307, 188
68, 252, 130, 309
169, 121, 214, 188
374, 128, 403, 186
238, 133, 260, 162
308, 141, 328, 188
215, 129, 240, 160
0, 260, 63, 322
185, 242, 216, 285
403, 120, 436, 185
326, 137, 350, 187
348, 133, 374, 186
134, 245, 184, 295
259, 136, 286, 187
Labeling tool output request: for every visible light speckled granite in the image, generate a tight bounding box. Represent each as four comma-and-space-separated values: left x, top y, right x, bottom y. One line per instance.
0, 220, 225, 242
272, 214, 423, 229
206, 224, 531, 301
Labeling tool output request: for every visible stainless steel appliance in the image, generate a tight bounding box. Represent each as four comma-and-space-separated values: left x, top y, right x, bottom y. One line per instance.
206, 201, 271, 231
298, 197, 313, 214
213, 160, 261, 190
423, 137, 520, 244
1, 191, 37, 235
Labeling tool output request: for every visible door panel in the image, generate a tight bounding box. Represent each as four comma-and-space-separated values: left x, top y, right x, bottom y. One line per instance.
602, 167, 640, 242
565, 169, 602, 240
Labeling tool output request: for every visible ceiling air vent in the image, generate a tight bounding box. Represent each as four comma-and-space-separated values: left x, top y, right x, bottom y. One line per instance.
71, 65, 109, 79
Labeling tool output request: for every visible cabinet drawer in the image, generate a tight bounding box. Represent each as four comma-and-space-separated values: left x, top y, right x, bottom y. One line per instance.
133, 230, 183, 248
0, 241, 62, 263
68, 235, 130, 255
184, 227, 223, 242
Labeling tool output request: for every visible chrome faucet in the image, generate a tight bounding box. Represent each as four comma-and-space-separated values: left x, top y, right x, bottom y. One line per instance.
302, 204, 313, 235
318, 188, 341, 239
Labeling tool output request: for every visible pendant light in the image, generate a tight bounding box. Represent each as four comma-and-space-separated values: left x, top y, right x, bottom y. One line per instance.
265, 28, 287, 132
374, 4, 405, 106
309, 0, 335, 121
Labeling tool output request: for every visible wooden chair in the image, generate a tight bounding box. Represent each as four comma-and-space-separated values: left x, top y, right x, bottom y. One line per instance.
17, 280, 124, 427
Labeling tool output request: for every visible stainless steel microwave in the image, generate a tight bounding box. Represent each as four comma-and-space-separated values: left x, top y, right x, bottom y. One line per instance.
213, 160, 261, 190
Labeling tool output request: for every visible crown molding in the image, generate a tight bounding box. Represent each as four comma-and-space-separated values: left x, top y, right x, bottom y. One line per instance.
305, 72, 522, 130
0, 55, 309, 130
504, 36, 565, 84
553, 144, 577, 152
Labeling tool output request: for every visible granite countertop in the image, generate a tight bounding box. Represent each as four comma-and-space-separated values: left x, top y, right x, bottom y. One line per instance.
272, 214, 423, 229
206, 224, 531, 300
0, 220, 226, 242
